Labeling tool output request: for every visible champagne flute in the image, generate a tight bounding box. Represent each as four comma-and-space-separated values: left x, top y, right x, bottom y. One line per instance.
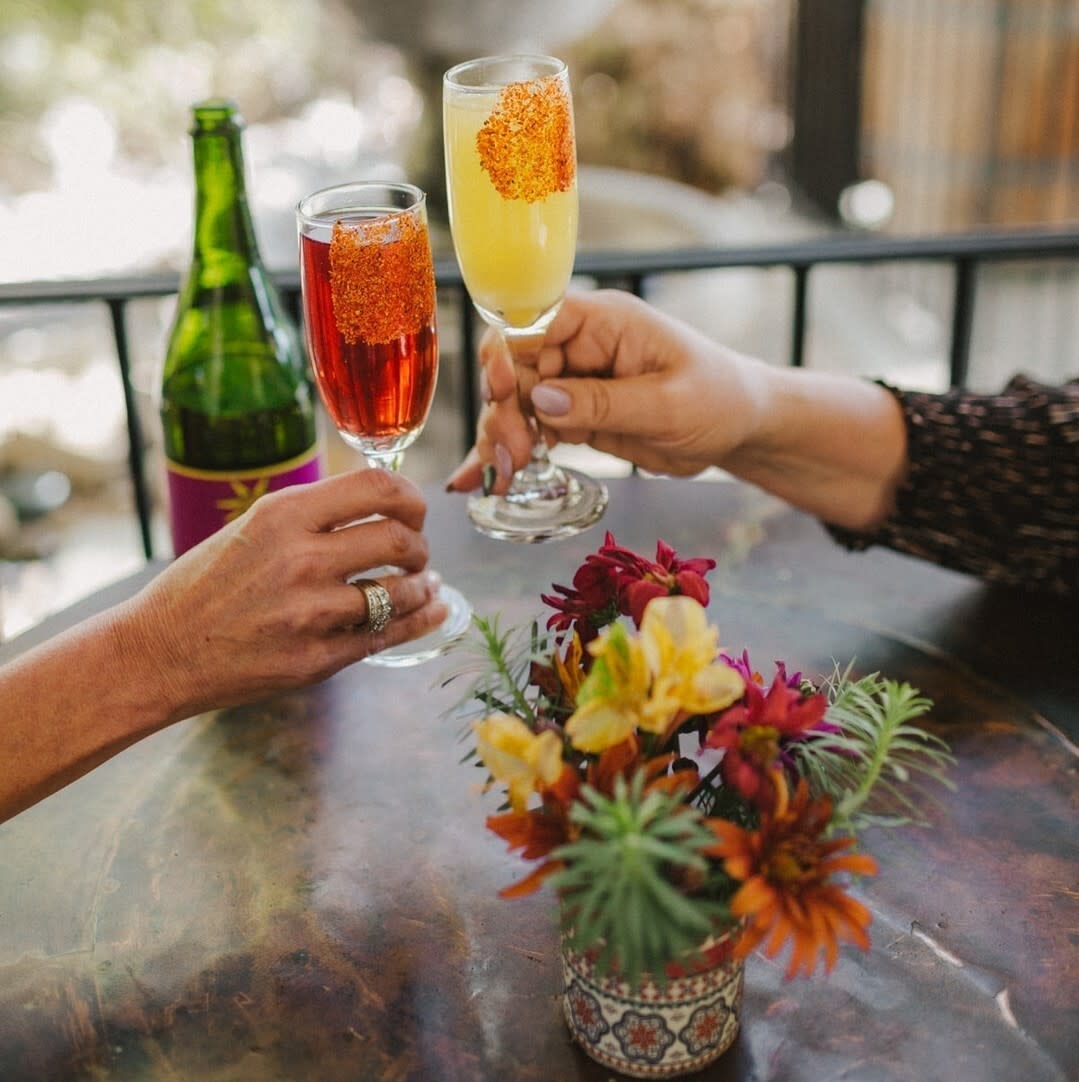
296, 181, 471, 666
443, 54, 608, 542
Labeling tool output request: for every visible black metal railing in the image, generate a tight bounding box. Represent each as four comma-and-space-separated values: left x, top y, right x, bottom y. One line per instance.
2, 226, 1077, 561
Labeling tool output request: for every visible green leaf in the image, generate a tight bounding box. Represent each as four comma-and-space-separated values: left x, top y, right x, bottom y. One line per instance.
793, 667, 955, 830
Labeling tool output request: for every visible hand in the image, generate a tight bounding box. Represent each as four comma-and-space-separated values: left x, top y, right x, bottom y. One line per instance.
125, 468, 447, 719
446, 289, 767, 493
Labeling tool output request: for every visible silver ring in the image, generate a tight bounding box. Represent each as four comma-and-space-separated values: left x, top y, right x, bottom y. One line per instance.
353, 578, 393, 634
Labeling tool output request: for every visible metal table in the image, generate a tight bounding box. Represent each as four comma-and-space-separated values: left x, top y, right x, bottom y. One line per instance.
1, 478, 1075, 1081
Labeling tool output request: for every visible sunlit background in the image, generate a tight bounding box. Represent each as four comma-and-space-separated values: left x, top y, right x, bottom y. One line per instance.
1, 0, 1076, 637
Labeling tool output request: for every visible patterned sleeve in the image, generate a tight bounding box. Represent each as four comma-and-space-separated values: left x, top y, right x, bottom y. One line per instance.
826, 375, 1079, 595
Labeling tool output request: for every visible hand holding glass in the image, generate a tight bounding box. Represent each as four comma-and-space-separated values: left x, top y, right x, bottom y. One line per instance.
297, 181, 471, 665
443, 54, 608, 542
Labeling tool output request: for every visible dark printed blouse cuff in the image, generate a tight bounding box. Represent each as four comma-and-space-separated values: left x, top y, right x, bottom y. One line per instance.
824, 375, 1079, 594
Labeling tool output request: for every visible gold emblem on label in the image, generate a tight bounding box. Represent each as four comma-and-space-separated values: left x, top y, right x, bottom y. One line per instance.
216, 477, 270, 522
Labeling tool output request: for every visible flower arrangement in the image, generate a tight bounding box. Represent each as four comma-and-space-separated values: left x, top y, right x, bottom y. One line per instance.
450, 533, 953, 1067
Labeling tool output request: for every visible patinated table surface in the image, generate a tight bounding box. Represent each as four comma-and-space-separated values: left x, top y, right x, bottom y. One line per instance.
1, 478, 1075, 1082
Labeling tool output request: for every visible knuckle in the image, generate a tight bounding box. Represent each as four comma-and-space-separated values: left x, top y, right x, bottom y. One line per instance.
382, 519, 414, 562
588, 381, 613, 425
365, 466, 402, 501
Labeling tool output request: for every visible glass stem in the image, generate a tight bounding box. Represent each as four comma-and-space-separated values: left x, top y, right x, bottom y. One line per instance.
368, 451, 405, 473
514, 426, 560, 488
505, 330, 565, 493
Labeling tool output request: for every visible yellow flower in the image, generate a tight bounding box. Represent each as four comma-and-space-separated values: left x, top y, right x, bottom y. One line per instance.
565, 623, 651, 753
640, 596, 744, 720
473, 714, 564, 811
565, 597, 745, 752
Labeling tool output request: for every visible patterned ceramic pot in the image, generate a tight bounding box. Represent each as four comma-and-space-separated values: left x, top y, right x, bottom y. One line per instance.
561, 932, 744, 1078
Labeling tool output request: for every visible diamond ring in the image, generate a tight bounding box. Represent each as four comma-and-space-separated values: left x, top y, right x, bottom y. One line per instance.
352, 578, 393, 634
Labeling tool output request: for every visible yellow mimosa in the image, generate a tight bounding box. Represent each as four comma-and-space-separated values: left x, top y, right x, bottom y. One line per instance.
443, 55, 607, 543
444, 81, 578, 332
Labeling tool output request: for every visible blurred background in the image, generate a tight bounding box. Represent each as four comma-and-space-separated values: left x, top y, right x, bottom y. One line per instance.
1, 0, 1077, 637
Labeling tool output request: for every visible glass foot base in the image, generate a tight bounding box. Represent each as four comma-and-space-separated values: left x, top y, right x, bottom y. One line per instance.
467, 467, 608, 543
364, 583, 472, 668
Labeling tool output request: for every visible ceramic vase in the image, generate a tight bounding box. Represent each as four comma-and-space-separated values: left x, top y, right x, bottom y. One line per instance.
561, 932, 744, 1078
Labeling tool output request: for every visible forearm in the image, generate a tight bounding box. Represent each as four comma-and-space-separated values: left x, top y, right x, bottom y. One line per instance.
724, 366, 909, 531
0, 600, 184, 823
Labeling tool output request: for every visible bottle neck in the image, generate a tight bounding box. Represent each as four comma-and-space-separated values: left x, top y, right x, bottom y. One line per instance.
190, 124, 262, 270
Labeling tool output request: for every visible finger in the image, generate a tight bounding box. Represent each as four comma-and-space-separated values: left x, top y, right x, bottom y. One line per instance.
479, 330, 518, 402
342, 568, 441, 631
476, 399, 536, 493
358, 595, 450, 660
530, 373, 669, 439
316, 594, 450, 675
543, 289, 651, 376
324, 515, 430, 577
445, 446, 483, 493
276, 468, 428, 534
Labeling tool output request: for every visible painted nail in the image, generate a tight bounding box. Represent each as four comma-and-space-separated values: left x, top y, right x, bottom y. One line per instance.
482, 463, 497, 496
531, 385, 572, 416
495, 443, 513, 482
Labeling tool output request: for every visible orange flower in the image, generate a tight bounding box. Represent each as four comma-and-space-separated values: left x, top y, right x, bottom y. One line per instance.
486, 763, 581, 899
706, 772, 879, 979
486, 808, 569, 898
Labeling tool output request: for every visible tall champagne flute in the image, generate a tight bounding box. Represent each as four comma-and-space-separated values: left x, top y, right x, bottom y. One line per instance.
443, 54, 608, 542
296, 181, 471, 666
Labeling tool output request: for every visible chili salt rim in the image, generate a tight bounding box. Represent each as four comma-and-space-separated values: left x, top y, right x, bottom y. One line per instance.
445, 55, 577, 203
327, 210, 436, 346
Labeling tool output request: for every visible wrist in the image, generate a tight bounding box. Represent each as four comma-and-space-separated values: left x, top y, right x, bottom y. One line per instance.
110, 591, 197, 730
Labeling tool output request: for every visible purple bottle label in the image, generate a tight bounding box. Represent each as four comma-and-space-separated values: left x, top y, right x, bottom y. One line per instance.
166, 446, 322, 556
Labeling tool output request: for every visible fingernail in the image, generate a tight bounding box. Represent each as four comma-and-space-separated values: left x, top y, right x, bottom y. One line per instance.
531, 385, 571, 416
482, 464, 497, 496
481, 370, 492, 404
424, 569, 442, 594
494, 443, 513, 482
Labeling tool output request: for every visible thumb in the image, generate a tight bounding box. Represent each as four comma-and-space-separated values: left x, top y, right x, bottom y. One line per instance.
530, 376, 663, 437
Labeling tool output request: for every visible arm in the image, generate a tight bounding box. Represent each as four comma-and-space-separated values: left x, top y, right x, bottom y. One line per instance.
447, 289, 909, 532
449, 290, 1078, 593
0, 469, 446, 823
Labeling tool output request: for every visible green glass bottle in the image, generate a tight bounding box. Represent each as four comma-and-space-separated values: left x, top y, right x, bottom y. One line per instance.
161, 98, 321, 556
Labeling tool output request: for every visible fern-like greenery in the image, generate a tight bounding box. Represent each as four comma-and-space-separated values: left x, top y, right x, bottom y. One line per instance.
442, 614, 542, 733
794, 667, 955, 830
550, 773, 733, 986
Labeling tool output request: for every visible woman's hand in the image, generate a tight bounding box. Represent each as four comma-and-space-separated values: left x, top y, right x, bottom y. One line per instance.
0, 468, 448, 822
126, 467, 447, 720
446, 289, 768, 493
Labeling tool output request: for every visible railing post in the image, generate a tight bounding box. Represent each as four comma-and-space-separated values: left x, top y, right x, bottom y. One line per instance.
950, 258, 976, 389
790, 264, 809, 367
106, 298, 155, 560
459, 291, 478, 456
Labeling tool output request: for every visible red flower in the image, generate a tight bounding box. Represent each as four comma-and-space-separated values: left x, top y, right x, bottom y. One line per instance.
705, 673, 828, 807
542, 533, 716, 641
541, 532, 623, 643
